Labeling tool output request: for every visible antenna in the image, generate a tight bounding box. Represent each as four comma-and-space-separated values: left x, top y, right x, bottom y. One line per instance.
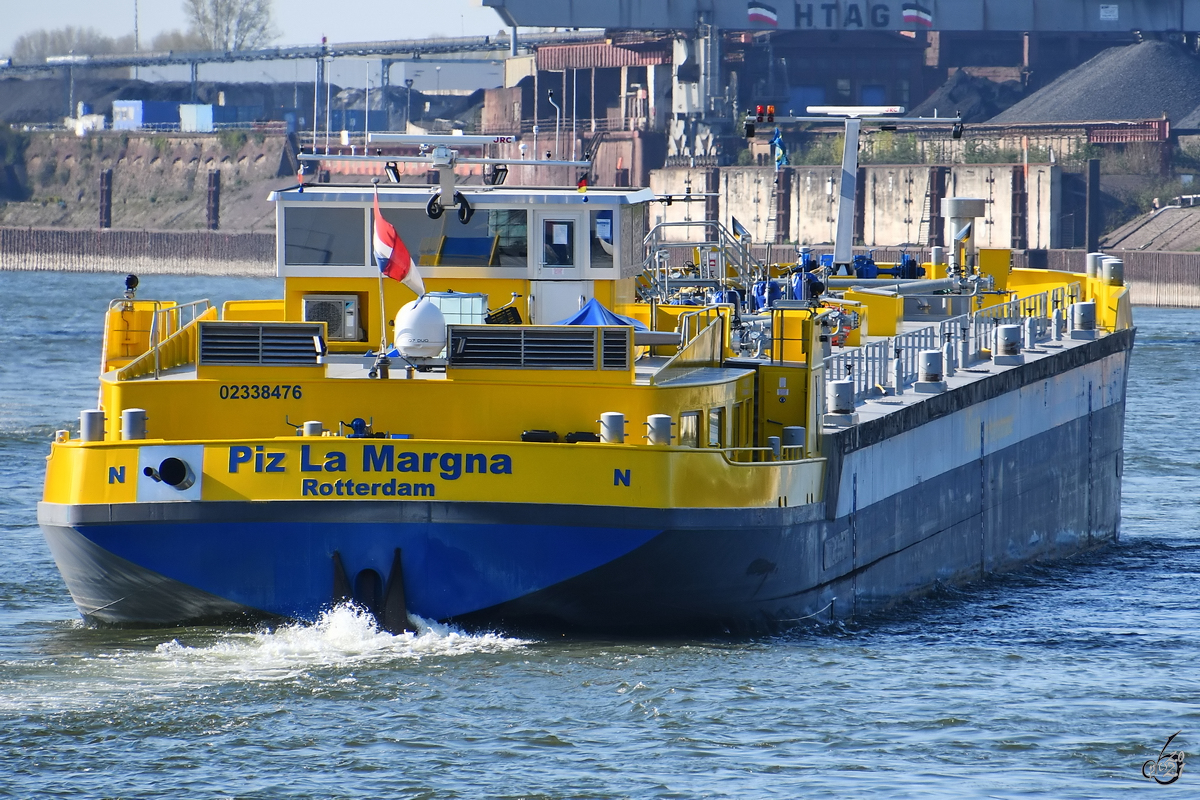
299, 134, 590, 222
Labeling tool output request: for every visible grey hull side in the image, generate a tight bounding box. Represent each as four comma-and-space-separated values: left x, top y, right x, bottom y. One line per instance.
461, 331, 1134, 632
40, 521, 260, 626
457, 398, 1125, 633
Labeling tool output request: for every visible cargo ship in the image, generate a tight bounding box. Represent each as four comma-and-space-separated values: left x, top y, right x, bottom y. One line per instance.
37, 116, 1133, 634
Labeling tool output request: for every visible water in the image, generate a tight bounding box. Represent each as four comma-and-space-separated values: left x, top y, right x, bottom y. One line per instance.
1, 271, 1197, 798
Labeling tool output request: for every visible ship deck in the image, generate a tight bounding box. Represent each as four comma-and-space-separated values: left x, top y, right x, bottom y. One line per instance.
825, 320, 1106, 428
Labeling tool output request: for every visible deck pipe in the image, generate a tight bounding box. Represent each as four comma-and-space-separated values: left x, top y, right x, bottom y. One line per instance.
1103, 257, 1125, 286
996, 325, 1022, 357
1024, 317, 1038, 349
782, 426, 806, 457
827, 379, 855, 414
826, 277, 959, 295
941, 340, 957, 377
920, 350, 943, 383
1073, 302, 1096, 332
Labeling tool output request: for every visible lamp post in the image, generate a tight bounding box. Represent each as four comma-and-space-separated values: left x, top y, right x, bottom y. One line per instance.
547, 89, 561, 159
404, 78, 414, 133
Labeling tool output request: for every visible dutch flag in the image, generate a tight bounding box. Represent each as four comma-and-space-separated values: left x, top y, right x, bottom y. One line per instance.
902, 2, 934, 28
747, 1, 778, 26
373, 192, 424, 296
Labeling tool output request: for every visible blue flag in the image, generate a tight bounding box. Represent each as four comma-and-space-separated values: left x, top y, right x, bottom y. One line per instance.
771, 127, 789, 171
731, 216, 750, 239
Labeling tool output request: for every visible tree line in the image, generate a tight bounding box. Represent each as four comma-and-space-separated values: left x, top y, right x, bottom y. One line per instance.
10, 0, 276, 61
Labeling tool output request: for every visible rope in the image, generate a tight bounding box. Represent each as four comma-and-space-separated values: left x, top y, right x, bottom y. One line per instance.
778, 597, 836, 623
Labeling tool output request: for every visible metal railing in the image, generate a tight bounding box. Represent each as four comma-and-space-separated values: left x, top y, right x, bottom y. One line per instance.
676, 306, 728, 347
893, 324, 942, 386
824, 338, 891, 399
824, 283, 1084, 403
651, 316, 725, 386
720, 445, 808, 464
115, 299, 214, 380
640, 220, 765, 303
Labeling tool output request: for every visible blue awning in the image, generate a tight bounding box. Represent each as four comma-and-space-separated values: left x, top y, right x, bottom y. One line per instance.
553, 297, 648, 330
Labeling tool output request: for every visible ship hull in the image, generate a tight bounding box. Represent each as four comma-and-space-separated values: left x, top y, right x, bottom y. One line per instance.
38, 331, 1132, 634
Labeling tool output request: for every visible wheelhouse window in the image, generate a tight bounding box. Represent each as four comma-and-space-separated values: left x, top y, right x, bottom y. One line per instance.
708, 407, 725, 448
284, 206, 366, 265
380, 207, 528, 268
542, 219, 576, 266
679, 411, 700, 448
590, 210, 614, 270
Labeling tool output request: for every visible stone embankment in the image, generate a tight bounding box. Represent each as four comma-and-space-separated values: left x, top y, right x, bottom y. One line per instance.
0, 130, 290, 233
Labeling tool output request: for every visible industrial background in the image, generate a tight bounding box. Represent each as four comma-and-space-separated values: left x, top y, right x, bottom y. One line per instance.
4, 0, 1200, 301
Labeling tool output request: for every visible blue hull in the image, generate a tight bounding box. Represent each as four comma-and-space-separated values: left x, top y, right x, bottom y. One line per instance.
39, 507, 663, 625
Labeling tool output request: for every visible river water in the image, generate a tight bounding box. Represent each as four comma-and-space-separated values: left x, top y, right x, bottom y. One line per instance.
0, 271, 1196, 798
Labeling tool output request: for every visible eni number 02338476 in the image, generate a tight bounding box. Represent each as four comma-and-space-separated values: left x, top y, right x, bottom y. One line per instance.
219, 384, 302, 400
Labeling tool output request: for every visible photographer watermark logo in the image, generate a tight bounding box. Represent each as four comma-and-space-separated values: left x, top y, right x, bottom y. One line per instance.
1143, 730, 1185, 785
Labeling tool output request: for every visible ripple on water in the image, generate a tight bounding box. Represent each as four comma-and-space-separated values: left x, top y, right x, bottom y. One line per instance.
0, 283, 1198, 798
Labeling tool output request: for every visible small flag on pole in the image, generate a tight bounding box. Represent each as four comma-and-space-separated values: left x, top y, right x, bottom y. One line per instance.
577, 174, 589, 193
747, 1, 778, 26
902, 2, 934, 28
731, 217, 751, 239
373, 191, 424, 296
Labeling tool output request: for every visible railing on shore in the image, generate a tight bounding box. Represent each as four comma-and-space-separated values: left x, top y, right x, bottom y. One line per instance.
0, 228, 275, 275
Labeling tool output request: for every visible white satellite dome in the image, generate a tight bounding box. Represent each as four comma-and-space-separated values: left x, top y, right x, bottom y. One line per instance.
393, 296, 447, 358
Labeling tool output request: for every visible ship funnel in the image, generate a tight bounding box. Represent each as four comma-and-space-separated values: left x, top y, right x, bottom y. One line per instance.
394, 296, 447, 358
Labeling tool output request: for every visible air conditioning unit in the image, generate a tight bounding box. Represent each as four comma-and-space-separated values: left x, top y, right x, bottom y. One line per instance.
302, 294, 362, 341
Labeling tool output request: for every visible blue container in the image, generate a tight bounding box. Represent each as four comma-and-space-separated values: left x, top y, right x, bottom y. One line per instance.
111, 100, 181, 130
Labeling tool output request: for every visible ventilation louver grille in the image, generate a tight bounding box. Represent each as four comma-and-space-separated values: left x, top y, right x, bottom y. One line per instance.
448, 326, 631, 370
199, 322, 324, 366
601, 328, 630, 370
